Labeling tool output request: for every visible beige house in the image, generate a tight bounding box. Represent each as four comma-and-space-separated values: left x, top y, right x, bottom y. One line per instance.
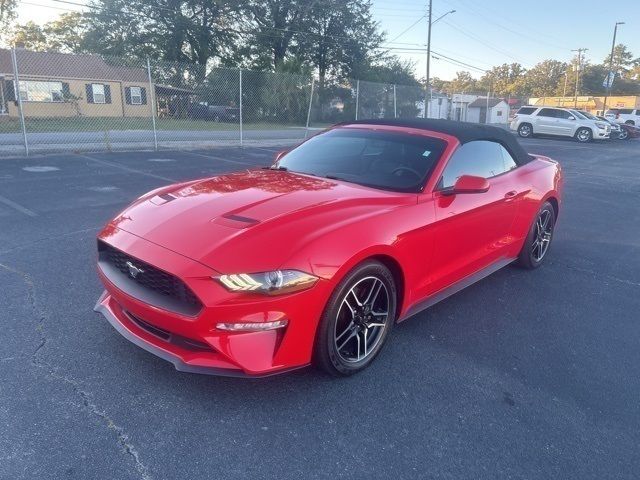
0, 49, 190, 119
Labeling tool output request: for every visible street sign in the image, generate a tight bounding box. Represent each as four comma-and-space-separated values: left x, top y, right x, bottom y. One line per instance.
603, 72, 615, 89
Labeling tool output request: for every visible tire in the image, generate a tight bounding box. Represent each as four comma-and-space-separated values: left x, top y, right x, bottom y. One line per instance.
515, 202, 556, 270
575, 127, 592, 143
625, 120, 635, 126
517, 123, 533, 138
314, 260, 397, 376
618, 129, 629, 140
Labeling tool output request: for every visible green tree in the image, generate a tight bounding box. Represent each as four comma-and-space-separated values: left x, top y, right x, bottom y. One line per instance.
0, 0, 17, 42
45, 12, 87, 53
477, 63, 526, 96
8, 21, 48, 50
9, 14, 87, 53
520, 59, 566, 97
83, 0, 238, 65
446, 71, 478, 94
604, 44, 635, 75
241, 0, 317, 71
299, 0, 382, 88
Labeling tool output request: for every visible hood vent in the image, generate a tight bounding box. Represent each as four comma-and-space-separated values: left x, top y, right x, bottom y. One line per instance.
212, 213, 260, 229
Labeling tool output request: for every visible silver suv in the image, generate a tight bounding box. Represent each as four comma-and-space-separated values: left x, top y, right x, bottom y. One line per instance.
511, 106, 611, 142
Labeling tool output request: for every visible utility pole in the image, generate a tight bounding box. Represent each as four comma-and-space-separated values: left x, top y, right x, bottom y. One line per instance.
602, 22, 624, 116
422, 4, 455, 118
424, 0, 433, 118
572, 48, 588, 108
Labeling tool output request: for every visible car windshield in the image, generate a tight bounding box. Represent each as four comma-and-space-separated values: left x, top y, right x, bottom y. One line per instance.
275, 128, 447, 193
570, 110, 587, 119
578, 110, 598, 120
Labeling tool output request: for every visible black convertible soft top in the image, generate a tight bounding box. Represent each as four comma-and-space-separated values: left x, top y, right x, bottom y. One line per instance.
343, 118, 534, 165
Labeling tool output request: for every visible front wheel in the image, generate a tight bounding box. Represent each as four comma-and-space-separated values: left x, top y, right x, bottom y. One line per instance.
516, 202, 556, 269
575, 127, 592, 143
518, 123, 533, 138
618, 129, 629, 140
314, 260, 396, 376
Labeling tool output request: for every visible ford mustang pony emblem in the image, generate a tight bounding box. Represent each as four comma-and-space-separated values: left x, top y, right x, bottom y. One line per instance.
125, 261, 144, 278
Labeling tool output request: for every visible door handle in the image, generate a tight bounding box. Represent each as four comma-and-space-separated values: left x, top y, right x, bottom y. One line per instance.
504, 190, 517, 199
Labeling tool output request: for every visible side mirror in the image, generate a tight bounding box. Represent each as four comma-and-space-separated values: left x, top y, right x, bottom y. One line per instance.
444, 175, 490, 195
568, 115, 575, 120
274, 150, 288, 162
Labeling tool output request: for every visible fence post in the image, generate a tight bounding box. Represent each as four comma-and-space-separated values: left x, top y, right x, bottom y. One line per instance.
304, 77, 314, 139
146, 58, 158, 151
355, 80, 360, 120
239, 68, 243, 147
486, 90, 490, 124
393, 84, 397, 118
11, 48, 28, 156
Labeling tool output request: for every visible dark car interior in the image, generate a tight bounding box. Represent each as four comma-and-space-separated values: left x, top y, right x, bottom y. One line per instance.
276, 128, 447, 192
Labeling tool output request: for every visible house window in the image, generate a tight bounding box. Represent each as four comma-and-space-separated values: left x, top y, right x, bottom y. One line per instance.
130, 86, 142, 105
496, 110, 503, 116
92, 84, 106, 104
19, 81, 64, 102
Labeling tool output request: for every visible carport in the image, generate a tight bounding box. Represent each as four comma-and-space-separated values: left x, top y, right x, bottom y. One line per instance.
154, 84, 195, 118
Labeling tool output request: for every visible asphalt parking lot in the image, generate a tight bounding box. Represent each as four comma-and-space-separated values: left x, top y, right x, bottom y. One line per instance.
1, 136, 639, 479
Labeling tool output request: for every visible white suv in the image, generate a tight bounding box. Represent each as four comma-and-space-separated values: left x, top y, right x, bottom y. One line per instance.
511, 106, 611, 142
604, 108, 640, 126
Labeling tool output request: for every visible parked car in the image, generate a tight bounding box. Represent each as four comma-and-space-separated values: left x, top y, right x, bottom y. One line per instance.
617, 122, 640, 140
188, 103, 240, 122
593, 115, 622, 138
604, 108, 640, 125
511, 106, 610, 142
95, 118, 563, 377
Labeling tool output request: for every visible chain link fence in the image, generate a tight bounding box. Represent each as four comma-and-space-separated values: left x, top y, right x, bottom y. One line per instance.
0, 48, 518, 157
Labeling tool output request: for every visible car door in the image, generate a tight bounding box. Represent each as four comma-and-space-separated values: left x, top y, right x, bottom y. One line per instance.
534, 108, 558, 134
427, 140, 521, 295
554, 109, 576, 136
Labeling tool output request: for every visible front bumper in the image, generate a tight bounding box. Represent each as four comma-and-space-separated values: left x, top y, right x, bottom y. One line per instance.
94, 228, 330, 377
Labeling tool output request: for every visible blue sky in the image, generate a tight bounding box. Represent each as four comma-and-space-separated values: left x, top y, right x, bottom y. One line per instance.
15, 0, 640, 80
372, 0, 640, 79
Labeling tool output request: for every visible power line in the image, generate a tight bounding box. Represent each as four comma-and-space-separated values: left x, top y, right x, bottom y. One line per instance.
441, 19, 532, 67
448, 0, 568, 48
386, 14, 426, 44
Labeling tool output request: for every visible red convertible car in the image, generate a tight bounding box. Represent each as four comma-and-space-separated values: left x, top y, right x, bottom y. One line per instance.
95, 119, 563, 377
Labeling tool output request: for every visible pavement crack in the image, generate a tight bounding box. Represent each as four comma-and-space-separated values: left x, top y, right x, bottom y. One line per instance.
75, 387, 153, 480
0, 262, 47, 367
0, 261, 153, 480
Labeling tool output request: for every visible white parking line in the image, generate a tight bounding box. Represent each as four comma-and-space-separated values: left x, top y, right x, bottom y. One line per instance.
0, 194, 37, 217
77, 154, 175, 182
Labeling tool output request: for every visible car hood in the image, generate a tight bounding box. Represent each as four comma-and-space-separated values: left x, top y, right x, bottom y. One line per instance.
106, 169, 413, 272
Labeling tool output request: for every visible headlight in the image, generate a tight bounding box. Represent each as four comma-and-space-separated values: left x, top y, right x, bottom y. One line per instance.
595, 122, 607, 129
215, 270, 318, 295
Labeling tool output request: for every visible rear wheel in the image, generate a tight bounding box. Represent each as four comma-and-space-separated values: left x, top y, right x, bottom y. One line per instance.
619, 129, 629, 140
575, 127, 592, 143
314, 260, 396, 376
625, 120, 635, 126
518, 123, 533, 138
516, 202, 556, 269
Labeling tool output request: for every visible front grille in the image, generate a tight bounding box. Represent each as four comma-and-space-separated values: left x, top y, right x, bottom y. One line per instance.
126, 311, 213, 352
98, 240, 203, 315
